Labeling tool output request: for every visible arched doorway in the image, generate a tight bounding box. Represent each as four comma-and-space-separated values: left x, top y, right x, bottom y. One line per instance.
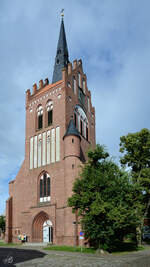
43, 220, 53, 243
32, 211, 53, 243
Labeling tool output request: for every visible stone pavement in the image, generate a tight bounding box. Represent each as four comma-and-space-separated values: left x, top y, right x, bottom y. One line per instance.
1, 245, 150, 267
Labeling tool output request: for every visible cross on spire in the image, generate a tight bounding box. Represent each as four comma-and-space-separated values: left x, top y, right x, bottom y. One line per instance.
61, 9, 64, 18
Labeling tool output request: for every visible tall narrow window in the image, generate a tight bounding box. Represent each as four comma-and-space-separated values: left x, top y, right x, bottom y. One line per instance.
37, 105, 43, 130
87, 96, 90, 112
40, 179, 43, 198
39, 172, 51, 202
86, 126, 88, 141
47, 177, 50, 197
80, 120, 83, 136
43, 173, 46, 197
46, 100, 53, 126
78, 87, 85, 106
74, 105, 88, 139
48, 110, 53, 125
74, 113, 77, 127
78, 72, 81, 87
73, 76, 76, 94
38, 115, 42, 129
83, 79, 86, 93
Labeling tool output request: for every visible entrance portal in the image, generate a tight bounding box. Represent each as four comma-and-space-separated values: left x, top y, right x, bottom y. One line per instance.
32, 211, 53, 243
43, 220, 53, 243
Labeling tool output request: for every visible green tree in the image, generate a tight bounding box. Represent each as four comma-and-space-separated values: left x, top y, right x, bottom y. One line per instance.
0, 215, 5, 233
68, 145, 141, 251
119, 128, 150, 243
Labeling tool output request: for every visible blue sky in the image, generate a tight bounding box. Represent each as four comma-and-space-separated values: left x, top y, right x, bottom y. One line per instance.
0, 0, 150, 214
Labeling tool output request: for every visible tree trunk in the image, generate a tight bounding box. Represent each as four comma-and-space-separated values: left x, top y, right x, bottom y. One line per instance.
136, 225, 142, 246
137, 197, 150, 246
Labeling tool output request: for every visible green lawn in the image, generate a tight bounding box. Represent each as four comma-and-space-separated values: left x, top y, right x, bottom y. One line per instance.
44, 242, 147, 254
0, 240, 21, 246
0, 240, 147, 254
44, 245, 95, 253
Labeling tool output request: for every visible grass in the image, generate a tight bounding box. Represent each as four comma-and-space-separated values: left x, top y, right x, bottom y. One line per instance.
44, 242, 147, 255
0, 240, 21, 246
0, 240, 147, 254
44, 245, 95, 253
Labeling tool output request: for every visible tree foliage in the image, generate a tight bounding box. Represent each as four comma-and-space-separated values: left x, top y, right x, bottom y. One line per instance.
119, 128, 150, 243
120, 128, 150, 200
0, 215, 5, 233
120, 128, 150, 176
68, 145, 141, 251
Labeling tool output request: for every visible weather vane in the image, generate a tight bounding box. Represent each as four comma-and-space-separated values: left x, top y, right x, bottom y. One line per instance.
61, 9, 64, 18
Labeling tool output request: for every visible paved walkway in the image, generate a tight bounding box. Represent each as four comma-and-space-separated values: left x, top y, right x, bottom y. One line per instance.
0, 245, 150, 267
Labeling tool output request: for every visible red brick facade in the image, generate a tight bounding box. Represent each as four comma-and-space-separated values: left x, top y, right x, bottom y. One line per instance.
5, 31, 95, 245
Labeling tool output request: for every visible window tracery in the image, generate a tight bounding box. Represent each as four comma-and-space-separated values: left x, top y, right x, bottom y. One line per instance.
39, 172, 51, 202
74, 105, 88, 141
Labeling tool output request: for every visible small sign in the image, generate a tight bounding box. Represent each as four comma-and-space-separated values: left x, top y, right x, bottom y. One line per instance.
79, 236, 84, 240
79, 231, 84, 236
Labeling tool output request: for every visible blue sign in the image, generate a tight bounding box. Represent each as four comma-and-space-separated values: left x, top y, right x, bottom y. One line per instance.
79, 231, 84, 236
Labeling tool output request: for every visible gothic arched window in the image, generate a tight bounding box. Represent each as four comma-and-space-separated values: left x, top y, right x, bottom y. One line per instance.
78, 72, 81, 88
73, 76, 76, 94
46, 100, 53, 127
83, 78, 86, 93
74, 105, 88, 141
74, 112, 77, 127
37, 105, 43, 130
39, 172, 51, 202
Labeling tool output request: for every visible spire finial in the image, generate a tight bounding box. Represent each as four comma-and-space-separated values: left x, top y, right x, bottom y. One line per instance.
61, 9, 64, 19
52, 10, 69, 83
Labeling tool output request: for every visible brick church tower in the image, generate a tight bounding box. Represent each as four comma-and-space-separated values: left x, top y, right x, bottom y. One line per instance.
5, 15, 95, 245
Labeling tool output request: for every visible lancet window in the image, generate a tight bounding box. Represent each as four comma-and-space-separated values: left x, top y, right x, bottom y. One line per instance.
74, 105, 88, 141
83, 78, 86, 93
78, 72, 81, 87
46, 100, 53, 126
73, 76, 77, 94
39, 172, 51, 202
37, 105, 43, 130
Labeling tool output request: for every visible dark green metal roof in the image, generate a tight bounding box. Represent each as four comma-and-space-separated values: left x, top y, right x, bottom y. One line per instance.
63, 119, 81, 140
52, 18, 69, 83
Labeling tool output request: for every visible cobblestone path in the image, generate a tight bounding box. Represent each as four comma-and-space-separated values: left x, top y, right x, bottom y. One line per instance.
1, 246, 150, 267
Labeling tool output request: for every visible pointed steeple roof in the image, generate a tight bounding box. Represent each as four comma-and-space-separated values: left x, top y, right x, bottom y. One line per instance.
52, 18, 69, 83
63, 119, 81, 140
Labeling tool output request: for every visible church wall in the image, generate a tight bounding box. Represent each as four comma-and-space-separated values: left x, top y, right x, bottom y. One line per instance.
10, 159, 66, 234
65, 60, 96, 159
55, 208, 65, 240
25, 81, 65, 164
6, 17, 96, 245
64, 151, 81, 202
6, 63, 95, 245
6, 68, 95, 244
5, 197, 12, 243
